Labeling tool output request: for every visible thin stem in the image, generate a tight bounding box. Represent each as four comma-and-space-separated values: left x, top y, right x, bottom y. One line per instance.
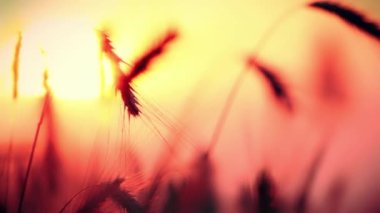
17, 94, 49, 213
208, 70, 247, 152
2, 139, 13, 210
59, 184, 102, 213
207, 4, 302, 153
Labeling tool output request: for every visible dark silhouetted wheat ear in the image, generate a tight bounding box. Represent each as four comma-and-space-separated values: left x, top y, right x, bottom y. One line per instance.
309, 1, 380, 41
76, 178, 142, 213
126, 30, 178, 81
246, 58, 293, 111
256, 171, 278, 213
117, 29, 178, 117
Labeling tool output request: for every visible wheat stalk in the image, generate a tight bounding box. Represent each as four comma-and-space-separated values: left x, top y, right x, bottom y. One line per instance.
12, 32, 22, 100
17, 93, 49, 213
17, 69, 52, 213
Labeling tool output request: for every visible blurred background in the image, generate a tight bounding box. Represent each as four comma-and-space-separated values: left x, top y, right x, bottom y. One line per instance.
1, 0, 380, 212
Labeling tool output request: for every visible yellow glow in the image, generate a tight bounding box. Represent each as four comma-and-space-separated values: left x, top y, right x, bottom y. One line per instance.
16, 17, 103, 99
101, 57, 117, 96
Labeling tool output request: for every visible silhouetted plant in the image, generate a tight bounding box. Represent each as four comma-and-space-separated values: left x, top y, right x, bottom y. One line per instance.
309, 1, 380, 41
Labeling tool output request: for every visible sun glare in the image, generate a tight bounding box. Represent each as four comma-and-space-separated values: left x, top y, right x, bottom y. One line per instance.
13, 18, 105, 100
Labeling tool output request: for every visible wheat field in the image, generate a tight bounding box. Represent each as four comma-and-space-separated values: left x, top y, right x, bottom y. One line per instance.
1, 0, 380, 212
